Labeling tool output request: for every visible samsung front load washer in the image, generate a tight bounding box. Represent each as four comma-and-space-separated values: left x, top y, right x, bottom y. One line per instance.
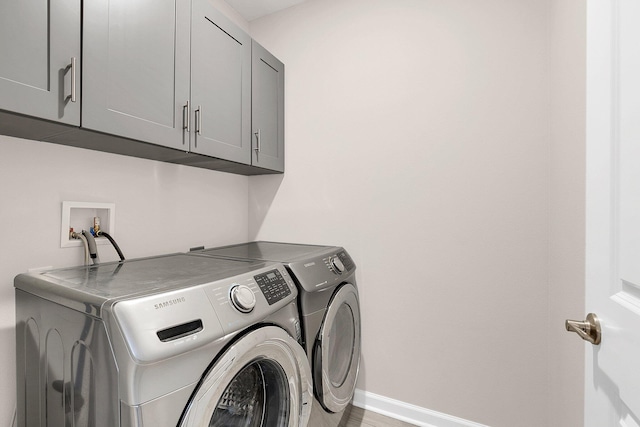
190, 242, 361, 426
14, 253, 312, 427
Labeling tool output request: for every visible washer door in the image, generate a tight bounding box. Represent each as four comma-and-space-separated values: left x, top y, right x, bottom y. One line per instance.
180, 326, 312, 427
314, 283, 361, 413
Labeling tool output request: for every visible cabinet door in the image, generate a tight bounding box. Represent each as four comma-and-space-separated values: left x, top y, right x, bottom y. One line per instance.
82, 0, 190, 150
251, 41, 285, 172
190, 0, 251, 164
0, 0, 80, 125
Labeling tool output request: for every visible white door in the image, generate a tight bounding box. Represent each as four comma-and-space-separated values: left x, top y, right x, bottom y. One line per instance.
582, 0, 640, 425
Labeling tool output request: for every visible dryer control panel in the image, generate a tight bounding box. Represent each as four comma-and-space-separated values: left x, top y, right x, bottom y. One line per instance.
288, 249, 356, 293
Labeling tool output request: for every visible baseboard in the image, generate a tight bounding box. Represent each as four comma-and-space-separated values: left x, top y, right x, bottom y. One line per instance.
352, 389, 489, 427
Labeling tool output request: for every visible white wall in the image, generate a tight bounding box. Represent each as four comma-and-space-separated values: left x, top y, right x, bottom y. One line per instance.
548, 1, 586, 426
249, 1, 553, 426
0, 136, 250, 425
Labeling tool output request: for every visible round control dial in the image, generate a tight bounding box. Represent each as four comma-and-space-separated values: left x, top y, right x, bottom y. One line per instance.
330, 256, 345, 274
230, 284, 256, 313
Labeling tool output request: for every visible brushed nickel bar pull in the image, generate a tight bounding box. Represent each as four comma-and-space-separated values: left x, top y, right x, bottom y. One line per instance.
254, 129, 261, 152
565, 313, 601, 345
195, 106, 202, 135
183, 100, 190, 133
70, 57, 77, 103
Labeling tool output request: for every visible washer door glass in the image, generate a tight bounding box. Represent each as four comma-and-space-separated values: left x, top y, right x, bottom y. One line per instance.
315, 283, 361, 413
210, 359, 288, 426
180, 326, 312, 427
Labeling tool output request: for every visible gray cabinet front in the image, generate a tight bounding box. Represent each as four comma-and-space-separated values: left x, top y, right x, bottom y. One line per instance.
82, 0, 191, 150
190, 1, 252, 164
0, 0, 80, 125
0, 0, 285, 175
252, 41, 285, 172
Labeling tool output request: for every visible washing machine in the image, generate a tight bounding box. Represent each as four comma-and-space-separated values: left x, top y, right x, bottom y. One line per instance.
14, 253, 313, 427
189, 242, 361, 426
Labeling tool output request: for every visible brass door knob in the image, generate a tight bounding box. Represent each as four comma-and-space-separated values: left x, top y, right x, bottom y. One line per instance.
565, 313, 601, 345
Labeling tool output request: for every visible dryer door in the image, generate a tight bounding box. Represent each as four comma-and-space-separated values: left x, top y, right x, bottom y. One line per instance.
314, 283, 361, 413
180, 326, 312, 427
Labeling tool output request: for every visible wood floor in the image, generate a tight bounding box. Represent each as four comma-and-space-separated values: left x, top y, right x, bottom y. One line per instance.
309, 400, 416, 427
339, 406, 417, 427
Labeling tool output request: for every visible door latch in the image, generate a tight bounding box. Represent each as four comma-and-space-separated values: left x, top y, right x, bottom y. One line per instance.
565, 313, 601, 345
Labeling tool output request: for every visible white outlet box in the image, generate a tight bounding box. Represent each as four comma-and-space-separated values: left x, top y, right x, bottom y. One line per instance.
61, 201, 116, 248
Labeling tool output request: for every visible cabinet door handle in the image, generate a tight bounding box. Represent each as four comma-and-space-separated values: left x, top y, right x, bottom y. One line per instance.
183, 100, 190, 139
254, 129, 261, 152
70, 57, 77, 103
195, 106, 202, 136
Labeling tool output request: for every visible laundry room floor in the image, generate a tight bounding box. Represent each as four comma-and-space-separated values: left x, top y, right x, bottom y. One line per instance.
337, 406, 418, 427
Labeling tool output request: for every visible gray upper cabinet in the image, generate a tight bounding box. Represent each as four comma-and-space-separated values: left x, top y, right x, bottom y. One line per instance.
190, 2, 252, 164
0, 0, 81, 125
252, 41, 285, 172
0, 0, 285, 175
82, 0, 191, 150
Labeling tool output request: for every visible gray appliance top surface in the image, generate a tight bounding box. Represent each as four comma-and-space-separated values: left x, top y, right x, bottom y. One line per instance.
199, 241, 340, 263
195, 241, 356, 294
15, 253, 272, 313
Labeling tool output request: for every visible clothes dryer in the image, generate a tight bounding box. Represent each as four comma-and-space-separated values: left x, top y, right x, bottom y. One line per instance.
190, 242, 361, 426
15, 253, 312, 427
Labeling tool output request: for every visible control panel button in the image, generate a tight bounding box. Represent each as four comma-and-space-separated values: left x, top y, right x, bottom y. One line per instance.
330, 256, 345, 274
230, 284, 256, 313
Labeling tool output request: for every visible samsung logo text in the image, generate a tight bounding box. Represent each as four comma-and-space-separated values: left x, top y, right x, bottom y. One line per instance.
154, 297, 186, 310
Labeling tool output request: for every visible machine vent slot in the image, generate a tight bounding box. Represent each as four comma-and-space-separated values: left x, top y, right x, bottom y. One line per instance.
157, 319, 203, 342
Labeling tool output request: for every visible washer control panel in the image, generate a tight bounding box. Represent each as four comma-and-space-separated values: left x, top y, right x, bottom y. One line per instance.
230, 284, 256, 312
203, 263, 298, 334
254, 269, 291, 305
